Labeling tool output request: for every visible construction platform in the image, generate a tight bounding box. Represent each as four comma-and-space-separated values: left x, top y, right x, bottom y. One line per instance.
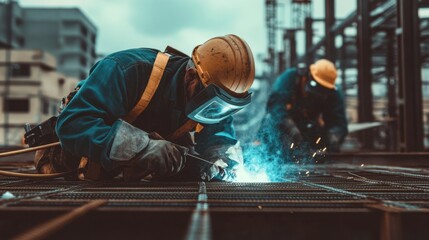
1, 153, 429, 240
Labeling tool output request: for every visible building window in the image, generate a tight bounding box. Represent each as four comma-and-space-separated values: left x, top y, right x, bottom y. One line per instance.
80, 40, 87, 51
11, 64, 31, 77
58, 78, 65, 86
80, 56, 87, 66
42, 98, 49, 115
64, 37, 78, 46
15, 17, 23, 27
3, 98, 30, 113
17, 36, 25, 46
80, 25, 87, 36
63, 20, 78, 29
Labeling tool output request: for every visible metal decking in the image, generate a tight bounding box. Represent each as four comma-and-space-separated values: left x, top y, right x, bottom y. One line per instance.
1, 157, 429, 239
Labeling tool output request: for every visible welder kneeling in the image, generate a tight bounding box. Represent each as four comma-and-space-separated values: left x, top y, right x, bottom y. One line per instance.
256, 59, 348, 162
28, 35, 255, 182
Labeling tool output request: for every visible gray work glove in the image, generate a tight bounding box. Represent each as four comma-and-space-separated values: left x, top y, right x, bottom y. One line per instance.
201, 142, 244, 182
110, 120, 188, 180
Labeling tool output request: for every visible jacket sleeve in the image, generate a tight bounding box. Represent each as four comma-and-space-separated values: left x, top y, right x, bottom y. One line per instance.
322, 89, 349, 151
56, 58, 150, 170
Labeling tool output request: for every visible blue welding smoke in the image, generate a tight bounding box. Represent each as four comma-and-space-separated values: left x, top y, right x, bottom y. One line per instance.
236, 112, 324, 182
238, 141, 322, 182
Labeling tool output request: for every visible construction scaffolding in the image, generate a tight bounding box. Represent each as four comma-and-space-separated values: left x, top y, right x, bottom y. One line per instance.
264, 0, 429, 152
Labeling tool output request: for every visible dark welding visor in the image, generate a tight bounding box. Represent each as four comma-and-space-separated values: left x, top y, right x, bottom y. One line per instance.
186, 84, 252, 124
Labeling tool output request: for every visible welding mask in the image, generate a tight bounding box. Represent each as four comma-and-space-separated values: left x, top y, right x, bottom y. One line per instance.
186, 84, 252, 124
304, 79, 333, 104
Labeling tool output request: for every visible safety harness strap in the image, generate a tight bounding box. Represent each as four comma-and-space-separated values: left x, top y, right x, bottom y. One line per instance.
122, 51, 202, 141
82, 52, 170, 180
123, 52, 170, 123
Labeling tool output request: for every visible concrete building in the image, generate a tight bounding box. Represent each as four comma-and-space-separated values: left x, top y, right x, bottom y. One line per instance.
0, 49, 79, 146
0, 1, 97, 79
0, 1, 24, 49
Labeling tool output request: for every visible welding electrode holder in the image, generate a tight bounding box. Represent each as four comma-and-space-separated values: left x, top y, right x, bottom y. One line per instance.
24, 116, 59, 147
184, 153, 236, 181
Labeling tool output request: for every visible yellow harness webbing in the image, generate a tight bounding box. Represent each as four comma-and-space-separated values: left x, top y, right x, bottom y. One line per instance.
122, 52, 201, 141
122, 52, 170, 123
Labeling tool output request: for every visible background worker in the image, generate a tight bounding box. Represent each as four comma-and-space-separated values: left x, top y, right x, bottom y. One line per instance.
34, 34, 255, 181
257, 59, 348, 161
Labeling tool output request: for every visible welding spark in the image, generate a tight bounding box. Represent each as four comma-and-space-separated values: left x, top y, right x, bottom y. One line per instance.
290, 143, 294, 149
312, 152, 317, 158
316, 137, 321, 144
322, 147, 327, 152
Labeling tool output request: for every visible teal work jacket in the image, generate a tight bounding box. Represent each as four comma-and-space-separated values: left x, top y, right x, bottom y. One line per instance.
56, 48, 237, 170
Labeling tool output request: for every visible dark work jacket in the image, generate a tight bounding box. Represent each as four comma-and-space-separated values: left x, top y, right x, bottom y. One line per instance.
56, 48, 237, 170
262, 68, 348, 151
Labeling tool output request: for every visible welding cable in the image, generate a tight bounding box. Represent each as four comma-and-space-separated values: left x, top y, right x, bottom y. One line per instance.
0, 141, 77, 179
0, 169, 78, 179
0, 142, 60, 158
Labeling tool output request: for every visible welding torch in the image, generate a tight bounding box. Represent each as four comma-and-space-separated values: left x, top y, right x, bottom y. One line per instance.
185, 153, 236, 181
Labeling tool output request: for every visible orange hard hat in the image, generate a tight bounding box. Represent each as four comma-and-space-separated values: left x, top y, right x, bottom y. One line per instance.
192, 34, 255, 97
309, 59, 337, 89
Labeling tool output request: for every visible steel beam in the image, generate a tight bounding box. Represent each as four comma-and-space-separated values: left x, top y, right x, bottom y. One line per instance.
331, 12, 357, 36
357, 0, 374, 149
386, 30, 398, 151
370, 0, 397, 29
3, 0, 13, 147
324, 0, 335, 61
284, 30, 297, 68
305, 17, 314, 65
397, 0, 424, 151
265, 0, 277, 77
340, 32, 347, 96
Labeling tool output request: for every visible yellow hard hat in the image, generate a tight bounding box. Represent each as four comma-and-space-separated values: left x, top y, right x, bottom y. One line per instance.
309, 59, 337, 89
192, 34, 255, 97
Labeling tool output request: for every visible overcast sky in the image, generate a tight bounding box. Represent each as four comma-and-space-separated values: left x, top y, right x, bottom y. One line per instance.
18, 0, 356, 71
